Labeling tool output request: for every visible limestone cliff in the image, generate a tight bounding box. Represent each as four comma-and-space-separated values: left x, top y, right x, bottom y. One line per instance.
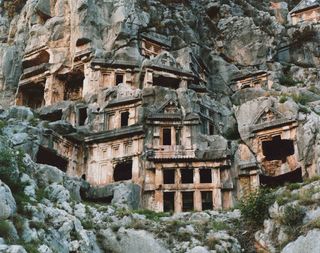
1, 0, 320, 252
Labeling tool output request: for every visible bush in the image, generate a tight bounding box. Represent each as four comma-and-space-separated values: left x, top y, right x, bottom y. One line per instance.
279, 96, 288, 103
279, 74, 298, 87
292, 94, 308, 105
286, 183, 301, 191
0, 220, 14, 243
238, 188, 275, 226
281, 205, 305, 227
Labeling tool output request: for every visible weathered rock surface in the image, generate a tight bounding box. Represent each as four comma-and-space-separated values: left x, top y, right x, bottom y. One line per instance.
0, 181, 16, 220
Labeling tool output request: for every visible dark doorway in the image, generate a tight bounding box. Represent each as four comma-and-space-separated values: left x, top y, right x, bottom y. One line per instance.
163, 192, 175, 212
40, 110, 62, 122
209, 123, 214, 135
20, 85, 44, 109
181, 169, 193, 184
162, 128, 172, 145
262, 136, 294, 162
78, 107, 87, 126
200, 168, 212, 183
182, 191, 194, 212
116, 74, 124, 85
63, 71, 85, 101
36, 146, 68, 172
153, 75, 180, 89
201, 191, 213, 210
121, 111, 129, 127
163, 169, 175, 184
113, 160, 132, 181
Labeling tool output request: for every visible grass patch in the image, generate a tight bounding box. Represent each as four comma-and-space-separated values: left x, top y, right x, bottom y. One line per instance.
291, 94, 308, 105
134, 209, 171, 221
279, 74, 299, 87
211, 220, 230, 231
279, 96, 288, 103
286, 183, 301, 191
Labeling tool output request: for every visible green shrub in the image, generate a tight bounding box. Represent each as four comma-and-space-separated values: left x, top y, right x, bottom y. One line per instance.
281, 205, 305, 227
279, 96, 288, 103
279, 74, 298, 87
238, 188, 275, 226
211, 220, 229, 231
286, 183, 301, 191
0, 220, 14, 243
82, 219, 94, 230
292, 94, 308, 105
176, 231, 192, 241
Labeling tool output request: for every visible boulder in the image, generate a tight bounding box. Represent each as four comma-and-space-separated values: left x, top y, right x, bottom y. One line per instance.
0, 180, 16, 220
7, 107, 34, 121
36, 164, 64, 187
112, 183, 141, 210
281, 229, 320, 253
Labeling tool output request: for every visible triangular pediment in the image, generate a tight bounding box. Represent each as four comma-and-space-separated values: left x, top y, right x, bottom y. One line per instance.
153, 52, 178, 68
252, 107, 285, 125
290, 0, 320, 14
156, 99, 180, 114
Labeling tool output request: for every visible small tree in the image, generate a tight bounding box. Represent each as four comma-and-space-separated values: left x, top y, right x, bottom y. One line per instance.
238, 188, 275, 226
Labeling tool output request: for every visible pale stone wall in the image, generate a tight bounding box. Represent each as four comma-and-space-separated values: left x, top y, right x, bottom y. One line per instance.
291, 7, 320, 25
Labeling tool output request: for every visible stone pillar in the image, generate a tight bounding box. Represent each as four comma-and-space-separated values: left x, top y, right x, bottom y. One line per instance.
154, 190, 163, 212
44, 75, 64, 106
213, 168, 222, 209
132, 156, 140, 183
143, 68, 153, 88
155, 165, 163, 186
106, 160, 113, 184
212, 188, 222, 209
179, 77, 188, 89
125, 69, 132, 86
194, 168, 200, 184
194, 190, 202, 211
175, 191, 182, 213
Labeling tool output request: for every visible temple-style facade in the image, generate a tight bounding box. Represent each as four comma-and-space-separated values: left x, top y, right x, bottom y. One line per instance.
15, 28, 236, 212
290, 0, 320, 25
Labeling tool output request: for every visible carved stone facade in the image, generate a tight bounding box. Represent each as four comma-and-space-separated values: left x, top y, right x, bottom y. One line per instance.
15, 28, 235, 212
290, 0, 320, 25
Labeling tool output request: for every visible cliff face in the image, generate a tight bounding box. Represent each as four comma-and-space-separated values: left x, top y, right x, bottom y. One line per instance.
1, 0, 320, 252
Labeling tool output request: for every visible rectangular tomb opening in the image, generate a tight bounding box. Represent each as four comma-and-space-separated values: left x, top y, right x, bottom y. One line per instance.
181, 169, 194, 184
20, 84, 45, 109
40, 110, 62, 122
121, 111, 129, 127
162, 128, 172, 145
78, 107, 88, 126
182, 191, 194, 212
200, 168, 212, 183
36, 146, 68, 172
262, 135, 294, 162
201, 191, 213, 210
163, 169, 175, 184
153, 75, 180, 89
116, 74, 124, 86
113, 160, 133, 182
163, 192, 175, 212
63, 71, 85, 101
